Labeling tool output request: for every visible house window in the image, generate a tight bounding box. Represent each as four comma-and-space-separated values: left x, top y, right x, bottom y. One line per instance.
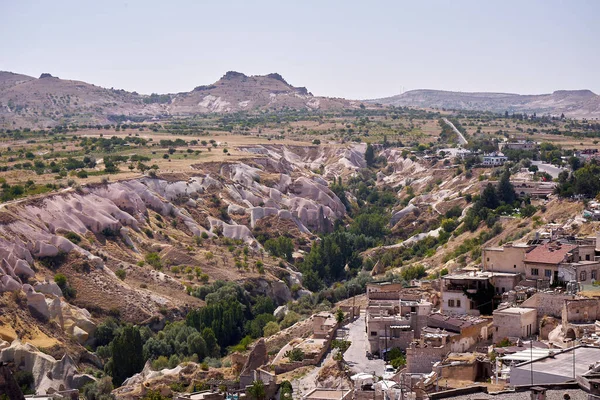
487, 258, 489, 262
580, 271, 587, 281
448, 299, 455, 308
371, 331, 377, 336
586, 254, 591, 261
545, 269, 552, 278
456, 300, 461, 308
514, 264, 517, 269
531, 268, 539, 276
592, 270, 597, 280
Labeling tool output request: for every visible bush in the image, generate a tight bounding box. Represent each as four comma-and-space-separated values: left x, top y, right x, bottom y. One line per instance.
145, 252, 162, 269
115, 269, 126, 280
54, 273, 67, 288
284, 348, 305, 362
64, 231, 81, 243
280, 311, 300, 328
263, 321, 280, 337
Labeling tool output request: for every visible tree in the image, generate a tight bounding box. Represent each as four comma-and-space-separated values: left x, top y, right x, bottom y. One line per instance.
263, 321, 280, 337
497, 170, 516, 205
481, 183, 500, 209
110, 325, 144, 386
336, 308, 345, 324
201, 328, 220, 357
365, 143, 375, 167
187, 332, 207, 360
247, 380, 266, 400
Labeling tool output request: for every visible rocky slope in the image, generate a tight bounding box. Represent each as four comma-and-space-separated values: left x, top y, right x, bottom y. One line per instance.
368, 89, 600, 118
0, 143, 367, 394
0, 71, 354, 128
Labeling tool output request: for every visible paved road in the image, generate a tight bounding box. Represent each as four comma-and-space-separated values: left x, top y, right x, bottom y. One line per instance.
442, 118, 468, 146
343, 311, 385, 377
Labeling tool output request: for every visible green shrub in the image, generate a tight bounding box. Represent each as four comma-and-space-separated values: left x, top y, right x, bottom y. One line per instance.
115, 269, 126, 280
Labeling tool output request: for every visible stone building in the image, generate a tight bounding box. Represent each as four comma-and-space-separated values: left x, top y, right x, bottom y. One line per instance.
492, 306, 537, 343
366, 298, 432, 354
406, 335, 451, 374
561, 298, 600, 339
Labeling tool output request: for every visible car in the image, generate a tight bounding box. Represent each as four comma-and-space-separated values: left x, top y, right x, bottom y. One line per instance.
383, 364, 396, 379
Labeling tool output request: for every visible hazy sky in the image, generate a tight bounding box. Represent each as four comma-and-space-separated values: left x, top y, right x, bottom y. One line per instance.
1, 0, 598, 99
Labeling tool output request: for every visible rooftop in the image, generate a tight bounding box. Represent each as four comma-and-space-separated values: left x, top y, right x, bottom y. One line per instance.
493, 307, 536, 316
525, 242, 577, 265
427, 313, 487, 332
303, 389, 351, 400
512, 346, 600, 378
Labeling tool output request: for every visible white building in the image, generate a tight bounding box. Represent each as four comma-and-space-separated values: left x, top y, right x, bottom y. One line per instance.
482, 152, 508, 166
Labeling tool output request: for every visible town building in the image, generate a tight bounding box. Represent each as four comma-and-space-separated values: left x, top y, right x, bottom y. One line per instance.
481, 152, 507, 166
440, 271, 521, 315
509, 345, 600, 386
510, 180, 556, 198
483, 237, 598, 285
425, 313, 490, 352
366, 297, 432, 354
492, 306, 537, 343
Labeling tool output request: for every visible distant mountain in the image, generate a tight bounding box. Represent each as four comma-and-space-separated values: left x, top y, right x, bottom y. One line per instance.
367, 89, 600, 119
0, 71, 354, 128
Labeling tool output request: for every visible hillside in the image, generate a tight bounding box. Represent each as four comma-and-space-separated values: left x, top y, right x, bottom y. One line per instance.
0, 71, 354, 128
368, 89, 600, 119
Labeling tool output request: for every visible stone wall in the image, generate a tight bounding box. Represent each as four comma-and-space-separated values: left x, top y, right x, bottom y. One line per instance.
406, 343, 451, 374
520, 292, 574, 319
562, 298, 600, 326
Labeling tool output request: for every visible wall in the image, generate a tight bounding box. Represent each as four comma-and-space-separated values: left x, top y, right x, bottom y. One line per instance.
406, 343, 451, 374
520, 292, 574, 320
440, 362, 477, 381
493, 308, 537, 343
483, 245, 529, 274
448, 321, 490, 353
524, 262, 558, 280
441, 291, 472, 315
491, 274, 523, 294
562, 299, 600, 325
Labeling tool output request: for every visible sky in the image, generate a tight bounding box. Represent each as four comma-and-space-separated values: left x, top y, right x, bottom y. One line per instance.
1, 0, 599, 99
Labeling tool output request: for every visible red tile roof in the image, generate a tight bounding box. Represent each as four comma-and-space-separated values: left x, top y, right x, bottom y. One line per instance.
524, 242, 576, 265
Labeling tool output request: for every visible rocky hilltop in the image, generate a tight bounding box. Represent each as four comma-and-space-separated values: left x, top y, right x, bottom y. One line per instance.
368, 89, 600, 119
0, 71, 354, 128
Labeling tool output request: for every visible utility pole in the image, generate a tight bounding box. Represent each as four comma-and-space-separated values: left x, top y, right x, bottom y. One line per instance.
573, 339, 577, 380
530, 338, 533, 385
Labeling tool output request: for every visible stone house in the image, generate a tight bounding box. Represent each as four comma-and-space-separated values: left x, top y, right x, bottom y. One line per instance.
366, 298, 432, 354
492, 306, 537, 343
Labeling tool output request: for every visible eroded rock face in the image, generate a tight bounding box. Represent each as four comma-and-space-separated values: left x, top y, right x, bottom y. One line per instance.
0, 340, 93, 394
240, 338, 268, 377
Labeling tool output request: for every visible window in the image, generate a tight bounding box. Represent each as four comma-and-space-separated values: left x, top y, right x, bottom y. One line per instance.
411, 306, 416, 313
592, 270, 597, 280
531, 268, 539, 276
586, 254, 591, 261
545, 269, 552, 278
514, 264, 517, 269
456, 300, 461, 308
580, 271, 587, 281
371, 331, 377, 336
487, 257, 489, 262
448, 299, 455, 308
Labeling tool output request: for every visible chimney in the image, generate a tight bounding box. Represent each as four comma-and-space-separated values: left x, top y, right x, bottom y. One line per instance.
530, 387, 547, 400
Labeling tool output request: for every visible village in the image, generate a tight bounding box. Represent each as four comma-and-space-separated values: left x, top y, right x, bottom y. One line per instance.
175, 225, 600, 400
